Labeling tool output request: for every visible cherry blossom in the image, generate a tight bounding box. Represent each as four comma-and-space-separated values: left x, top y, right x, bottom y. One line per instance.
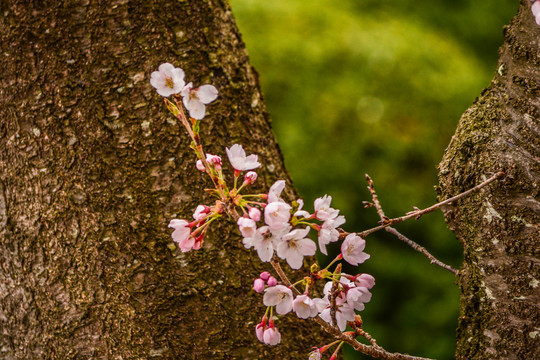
292, 294, 320, 319
263, 285, 294, 315
253, 278, 266, 293
533, 1, 540, 25
293, 199, 311, 218
180, 82, 218, 119
314, 195, 340, 221
268, 180, 286, 203
263, 325, 281, 345
319, 299, 356, 331
237, 217, 257, 238
150, 63, 185, 97
244, 171, 258, 184
255, 319, 266, 342
249, 207, 261, 222
318, 215, 346, 255
169, 219, 193, 252
341, 233, 370, 266
354, 273, 375, 289
277, 227, 317, 269
225, 144, 261, 171
264, 201, 292, 231
346, 286, 372, 311
243, 226, 279, 262
193, 205, 210, 220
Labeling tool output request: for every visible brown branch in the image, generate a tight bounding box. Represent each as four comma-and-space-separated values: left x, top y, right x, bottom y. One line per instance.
355, 171, 505, 238
365, 174, 458, 275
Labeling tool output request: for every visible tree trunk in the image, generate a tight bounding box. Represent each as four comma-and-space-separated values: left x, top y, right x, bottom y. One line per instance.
0, 1, 327, 358
438, 1, 539, 359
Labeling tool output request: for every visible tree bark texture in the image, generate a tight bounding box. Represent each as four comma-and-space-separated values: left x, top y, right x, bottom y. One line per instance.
0, 1, 328, 358
439, 1, 539, 359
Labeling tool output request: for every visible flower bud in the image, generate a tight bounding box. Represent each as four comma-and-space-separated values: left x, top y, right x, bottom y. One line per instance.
196, 160, 205, 172
259, 271, 271, 281
267, 276, 277, 287
253, 278, 265, 293
249, 207, 261, 222
244, 171, 258, 184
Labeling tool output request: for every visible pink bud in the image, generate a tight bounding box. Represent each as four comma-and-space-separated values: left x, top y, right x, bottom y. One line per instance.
255, 322, 266, 343
196, 160, 205, 172
244, 171, 258, 184
249, 207, 261, 222
267, 276, 277, 287
263, 325, 281, 346
253, 278, 265, 293
259, 271, 271, 281
206, 154, 222, 170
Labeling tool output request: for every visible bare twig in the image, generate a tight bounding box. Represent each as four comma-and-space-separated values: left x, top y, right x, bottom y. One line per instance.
354, 171, 505, 238
365, 174, 458, 275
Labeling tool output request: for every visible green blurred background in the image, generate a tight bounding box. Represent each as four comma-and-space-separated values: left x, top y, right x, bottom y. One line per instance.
228, 1, 517, 358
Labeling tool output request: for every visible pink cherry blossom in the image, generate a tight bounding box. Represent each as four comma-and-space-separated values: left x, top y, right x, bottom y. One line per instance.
244, 171, 258, 184
259, 271, 271, 281
249, 207, 261, 222
206, 154, 222, 170
263, 285, 294, 315
264, 201, 292, 231
169, 219, 194, 252
293, 294, 320, 319
354, 273, 375, 289
294, 198, 311, 218
193, 205, 210, 220
267, 180, 286, 203
318, 215, 346, 255
533, 1, 540, 25
263, 326, 281, 345
180, 82, 218, 120
253, 278, 266, 293
346, 286, 372, 311
243, 226, 280, 262
277, 227, 317, 269
150, 63, 185, 97
255, 320, 266, 342
225, 144, 261, 171
237, 217, 257, 238
314, 195, 340, 221
267, 276, 277, 287
196, 160, 205, 172
341, 233, 370, 266
319, 300, 356, 331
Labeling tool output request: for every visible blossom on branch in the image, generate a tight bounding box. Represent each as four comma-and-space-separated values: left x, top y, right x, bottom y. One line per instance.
341, 233, 370, 266
277, 226, 316, 269
150, 63, 185, 97
226, 144, 261, 171
314, 195, 340, 221
180, 82, 218, 120
263, 285, 294, 315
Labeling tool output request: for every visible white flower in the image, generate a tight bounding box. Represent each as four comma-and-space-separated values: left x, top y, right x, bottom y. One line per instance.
237, 217, 257, 238
346, 286, 372, 311
341, 234, 370, 266
268, 180, 286, 203
244, 226, 277, 262
318, 215, 346, 255
169, 219, 195, 252
293, 199, 311, 218
263, 285, 294, 315
180, 82, 218, 119
292, 294, 319, 319
264, 201, 292, 231
193, 205, 210, 220
533, 1, 540, 25
319, 300, 356, 331
150, 63, 185, 97
263, 326, 281, 346
277, 227, 316, 269
225, 144, 261, 171
314, 195, 340, 221
354, 273, 375, 289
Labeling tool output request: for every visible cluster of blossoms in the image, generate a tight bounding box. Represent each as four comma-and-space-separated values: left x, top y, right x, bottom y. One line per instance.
533, 1, 540, 25
151, 63, 375, 359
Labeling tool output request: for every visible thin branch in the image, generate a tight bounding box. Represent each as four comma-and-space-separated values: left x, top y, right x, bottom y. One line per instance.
365, 174, 458, 275
355, 171, 505, 238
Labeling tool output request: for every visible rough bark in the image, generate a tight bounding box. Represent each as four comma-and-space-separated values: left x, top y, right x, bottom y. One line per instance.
438, 1, 539, 359
0, 1, 328, 359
